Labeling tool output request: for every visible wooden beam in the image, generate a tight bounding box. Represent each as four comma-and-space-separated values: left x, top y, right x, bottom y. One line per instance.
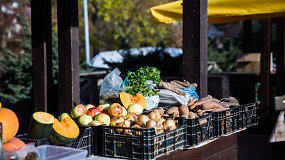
57, 0, 80, 114
260, 19, 271, 117
31, 0, 52, 112
183, 0, 208, 98
243, 20, 252, 53
276, 18, 285, 96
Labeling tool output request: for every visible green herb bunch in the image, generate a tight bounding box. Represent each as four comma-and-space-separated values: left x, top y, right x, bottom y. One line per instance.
125, 66, 161, 97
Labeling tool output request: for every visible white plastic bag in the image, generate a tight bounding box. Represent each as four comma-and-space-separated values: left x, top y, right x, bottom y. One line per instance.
159, 89, 190, 106
145, 95, 160, 110
99, 68, 124, 101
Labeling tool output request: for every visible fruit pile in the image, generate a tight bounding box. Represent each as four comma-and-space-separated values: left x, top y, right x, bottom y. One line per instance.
65, 92, 177, 135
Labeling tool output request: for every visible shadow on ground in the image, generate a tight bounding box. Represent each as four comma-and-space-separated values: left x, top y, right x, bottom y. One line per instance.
238, 112, 285, 160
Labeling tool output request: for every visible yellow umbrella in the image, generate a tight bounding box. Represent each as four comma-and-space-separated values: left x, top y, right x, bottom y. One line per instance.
150, 0, 285, 24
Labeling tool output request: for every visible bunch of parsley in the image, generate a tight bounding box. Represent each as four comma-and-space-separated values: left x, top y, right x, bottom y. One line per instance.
125, 66, 161, 97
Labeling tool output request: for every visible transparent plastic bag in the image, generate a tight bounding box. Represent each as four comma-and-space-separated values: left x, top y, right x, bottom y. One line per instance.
99, 68, 124, 101
145, 95, 160, 110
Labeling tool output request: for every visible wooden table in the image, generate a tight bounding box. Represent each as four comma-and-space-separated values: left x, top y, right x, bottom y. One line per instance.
158, 134, 237, 160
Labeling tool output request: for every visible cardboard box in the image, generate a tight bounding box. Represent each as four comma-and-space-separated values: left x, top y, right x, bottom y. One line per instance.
275, 95, 285, 111
236, 53, 273, 73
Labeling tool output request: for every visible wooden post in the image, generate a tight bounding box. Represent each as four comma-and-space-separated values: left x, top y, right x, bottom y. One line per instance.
243, 20, 252, 53
260, 19, 271, 117
183, 0, 208, 97
31, 0, 52, 112
276, 18, 285, 96
57, 0, 80, 114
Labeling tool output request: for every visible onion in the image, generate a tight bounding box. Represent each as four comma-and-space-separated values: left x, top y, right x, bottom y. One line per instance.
148, 112, 157, 119
136, 115, 150, 126
146, 119, 157, 128
163, 120, 176, 131
153, 109, 162, 118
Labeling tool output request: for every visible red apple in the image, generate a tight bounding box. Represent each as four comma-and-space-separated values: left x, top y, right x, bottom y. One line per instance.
94, 113, 110, 126
85, 104, 96, 110
108, 103, 123, 117
71, 104, 87, 119
110, 116, 125, 126
86, 107, 101, 118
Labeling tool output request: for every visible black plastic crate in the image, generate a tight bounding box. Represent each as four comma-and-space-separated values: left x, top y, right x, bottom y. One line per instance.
17, 126, 92, 156
100, 117, 187, 160
186, 112, 214, 147
213, 105, 240, 137
240, 102, 258, 128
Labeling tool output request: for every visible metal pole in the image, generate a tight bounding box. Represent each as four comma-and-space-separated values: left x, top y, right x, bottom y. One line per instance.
83, 0, 90, 65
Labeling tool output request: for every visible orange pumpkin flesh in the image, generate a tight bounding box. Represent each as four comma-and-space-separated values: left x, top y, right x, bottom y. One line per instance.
0, 108, 19, 143
49, 117, 79, 145
2, 137, 25, 152
120, 92, 146, 109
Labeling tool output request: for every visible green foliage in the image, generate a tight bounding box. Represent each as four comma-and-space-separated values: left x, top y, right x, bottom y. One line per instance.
208, 37, 242, 72
79, 0, 181, 60
0, 17, 32, 105
125, 66, 161, 97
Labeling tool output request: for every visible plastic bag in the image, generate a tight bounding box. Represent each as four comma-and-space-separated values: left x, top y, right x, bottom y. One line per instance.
145, 95, 160, 110
159, 89, 190, 106
99, 68, 124, 102
179, 86, 199, 100
15, 144, 40, 160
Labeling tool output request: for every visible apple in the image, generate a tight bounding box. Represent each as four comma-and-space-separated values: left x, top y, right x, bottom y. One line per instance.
89, 120, 101, 126
71, 104, 87, 119
95, 113, 110, 126
127, 103, 143, 115
78, 114, 93, 126
98, 104, 110, 112
86, 107, 101, 118
58, 113, 70, 121
122, 107, 128, 117
110, 116, 125, 126
85, 104, 96, 110
108, 103, 123, 117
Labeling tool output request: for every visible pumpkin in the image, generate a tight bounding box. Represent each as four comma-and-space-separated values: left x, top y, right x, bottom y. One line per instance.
2, 137, 26, 152
0, 108, 19, 143
28, 112, 54, 139
49, 116, 79, 145
120, 92, 146, 109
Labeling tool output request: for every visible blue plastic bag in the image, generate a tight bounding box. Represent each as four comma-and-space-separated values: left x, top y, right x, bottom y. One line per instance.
179, 86, 199, 100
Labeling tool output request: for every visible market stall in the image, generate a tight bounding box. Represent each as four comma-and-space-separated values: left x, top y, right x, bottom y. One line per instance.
0, 67, 258, 159
2, 0, 283, 159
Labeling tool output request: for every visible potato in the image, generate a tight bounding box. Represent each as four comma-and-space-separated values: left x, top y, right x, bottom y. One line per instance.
180, 113, 188, 118
173, 112, 179, 117
166, 107, 178, 115
199, 119, 207, 125
189, 112, 198, 119
163, 114, 169, 117
179, 105, 189, 115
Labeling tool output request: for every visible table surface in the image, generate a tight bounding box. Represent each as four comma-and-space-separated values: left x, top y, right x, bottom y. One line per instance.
86, 134, 237, 160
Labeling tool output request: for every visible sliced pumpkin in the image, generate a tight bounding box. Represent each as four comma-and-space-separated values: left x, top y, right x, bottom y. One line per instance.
49, 117, 79, 145
120, 92, 146, 109
28, 112, 54, 139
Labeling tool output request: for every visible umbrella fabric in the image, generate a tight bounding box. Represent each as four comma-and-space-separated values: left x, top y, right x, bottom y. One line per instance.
150, 0, 285, 24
